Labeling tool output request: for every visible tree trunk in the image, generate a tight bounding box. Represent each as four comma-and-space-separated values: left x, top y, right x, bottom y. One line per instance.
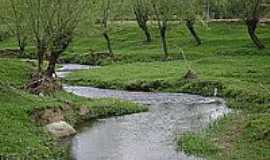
46, 52, 58, 78
37, 43, 46, 73
18, 43, 25, 56
37, 51, 44, 73
186, 20, 202, 46
134, 4, 152, 42
18, 38, 27, 56
143, 26, 152, 42
135, 14, 152, 42
245, 17, 265, 49
103, 31, 113, 56
160, 26, 168, 58
46, 32, 72, 77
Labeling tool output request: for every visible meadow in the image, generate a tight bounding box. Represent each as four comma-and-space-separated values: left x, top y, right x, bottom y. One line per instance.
0, 22, 270, 159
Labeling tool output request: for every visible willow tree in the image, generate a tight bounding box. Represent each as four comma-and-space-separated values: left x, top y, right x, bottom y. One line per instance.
91, 0, 115, 56
45, 0, 87, 77
133, 0, 152, 42
24, 0, 87, 76
24, 0, 51, 73
0, 0, 28, 55
101, 0, 113, 55
221, 0, 269, 49
151, 0, 174, 58
176, 0, 204, 46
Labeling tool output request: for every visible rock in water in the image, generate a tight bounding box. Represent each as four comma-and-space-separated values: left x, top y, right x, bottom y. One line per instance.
46, 121, 76, 138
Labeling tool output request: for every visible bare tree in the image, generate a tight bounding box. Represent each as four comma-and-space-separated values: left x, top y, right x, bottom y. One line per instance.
91, 0, 128, 56
90, 0, 115, 56
134, 0, 152, 42
24, 0, 86, 76
101, 0, 113, 56
0, 0, 28, 55
151, 0, 174, 58
221, 0, 269, 49
176, 0, 203, 46
185, 20, 202, 46
244, 0, 268, 49
24, 0, 50, 73
46, 0, 87, 77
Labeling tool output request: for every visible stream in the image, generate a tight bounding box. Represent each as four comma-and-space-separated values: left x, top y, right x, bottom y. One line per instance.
57, 64, 230, 160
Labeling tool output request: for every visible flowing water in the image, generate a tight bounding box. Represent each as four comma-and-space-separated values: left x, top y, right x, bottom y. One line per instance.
57, 64, 230, 160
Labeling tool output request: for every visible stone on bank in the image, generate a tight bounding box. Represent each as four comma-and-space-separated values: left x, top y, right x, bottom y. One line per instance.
46, 121, 77, 138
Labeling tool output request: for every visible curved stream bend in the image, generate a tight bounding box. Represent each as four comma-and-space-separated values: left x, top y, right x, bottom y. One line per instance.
57, 64, 230, 160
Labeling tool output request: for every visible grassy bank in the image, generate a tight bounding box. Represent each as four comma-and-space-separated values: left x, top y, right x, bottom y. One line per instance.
0, 59, 147, 159
178, 111, 270, 160
65, 55, 270, 99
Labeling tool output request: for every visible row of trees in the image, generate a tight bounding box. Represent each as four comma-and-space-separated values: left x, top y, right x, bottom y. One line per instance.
0, 0, 269, 79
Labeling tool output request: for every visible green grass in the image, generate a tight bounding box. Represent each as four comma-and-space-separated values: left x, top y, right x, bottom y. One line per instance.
1, 22, 270, 65
58, 22, 270, 64
0, 59, 33, 86
65, 22, 270, 60
0, 59, 147, 159
61, 23, 270, 160
178, 112, 270, 160
65, 56, 270, 99
178, 134, 220, 157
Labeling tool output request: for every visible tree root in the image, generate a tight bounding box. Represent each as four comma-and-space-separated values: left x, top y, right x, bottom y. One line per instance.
24, 73, 62, 95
